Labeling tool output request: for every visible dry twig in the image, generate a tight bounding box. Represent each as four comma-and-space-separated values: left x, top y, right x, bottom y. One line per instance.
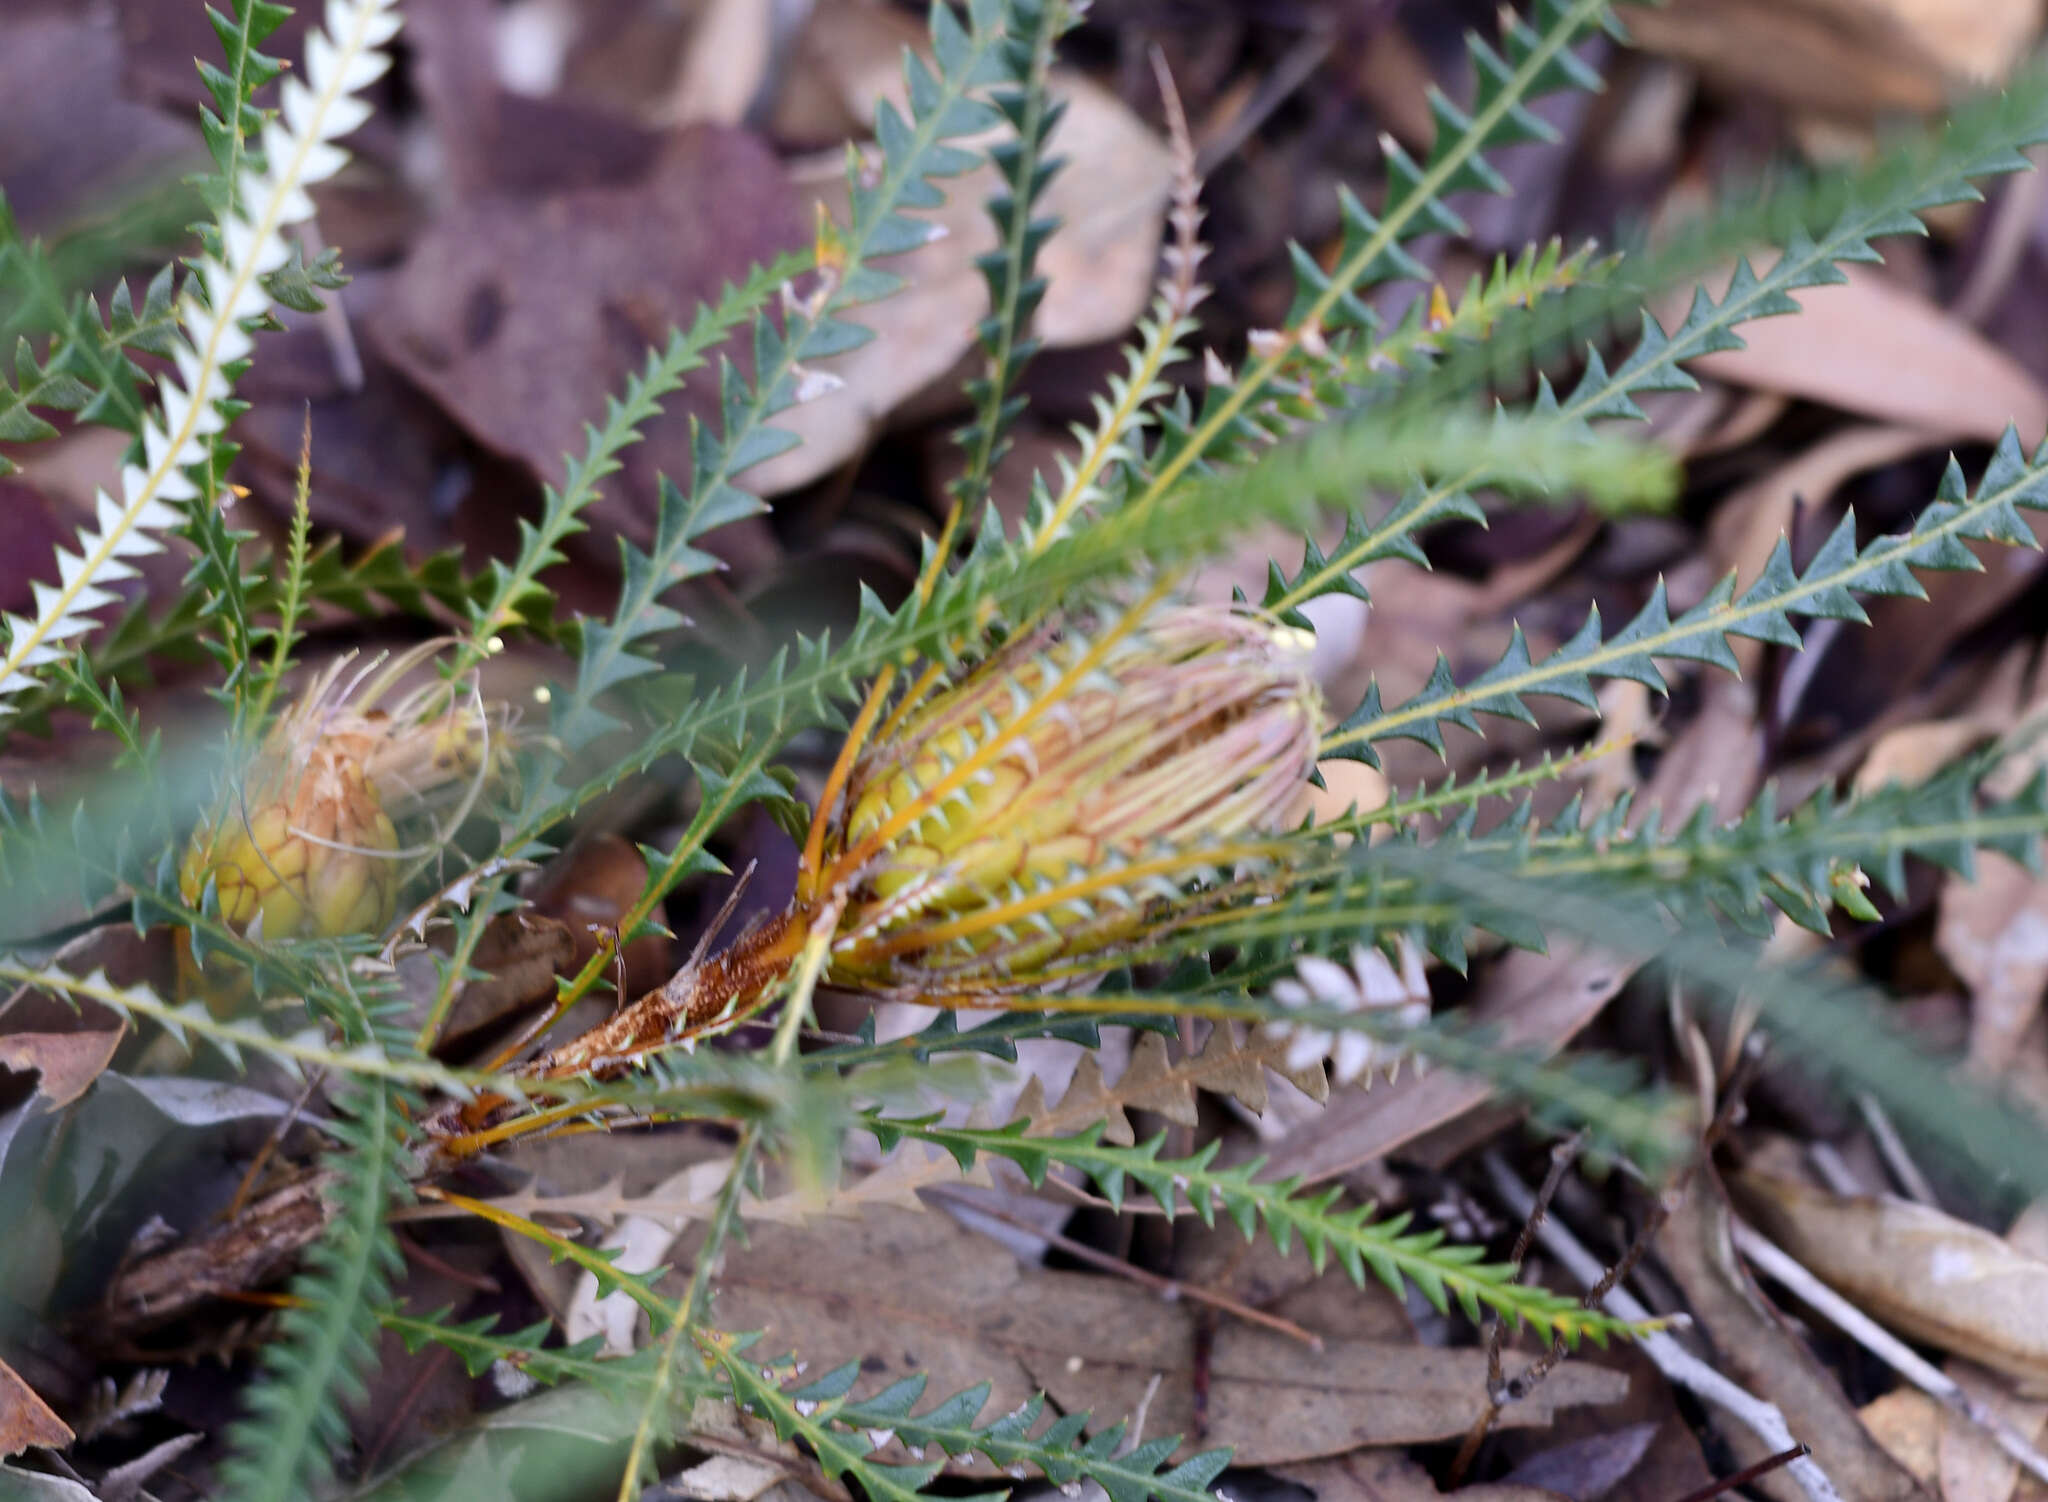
1483, 1153, 1844, 1502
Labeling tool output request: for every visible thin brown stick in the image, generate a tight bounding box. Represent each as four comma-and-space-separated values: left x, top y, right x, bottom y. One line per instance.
224, 1068, 326, 1221
1470, 1037, 1767, 1457
1449, 1130, 1585, 1483
1668, 1445, 1810, 1502
927, 1187, 1323, 1348
394, 1231, 501, 1294
1484, 1154, 1840, 1502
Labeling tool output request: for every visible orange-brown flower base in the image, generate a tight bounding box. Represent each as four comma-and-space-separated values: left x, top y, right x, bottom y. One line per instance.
422, 909, 808, 1157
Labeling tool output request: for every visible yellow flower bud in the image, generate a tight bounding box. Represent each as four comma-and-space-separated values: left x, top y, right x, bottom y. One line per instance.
821, 602, 1323, 996
180, 744, 402, 942
177, 647, 516, 1004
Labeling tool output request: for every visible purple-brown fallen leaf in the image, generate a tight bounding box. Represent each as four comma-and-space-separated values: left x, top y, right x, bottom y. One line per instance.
365, 125, 805, 569
1274, 1451, 1561, 1502
1498, 1420, 1660, 1499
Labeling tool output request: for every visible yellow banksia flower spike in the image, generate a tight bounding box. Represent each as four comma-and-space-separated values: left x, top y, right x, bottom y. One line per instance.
819, 600, 1325, 997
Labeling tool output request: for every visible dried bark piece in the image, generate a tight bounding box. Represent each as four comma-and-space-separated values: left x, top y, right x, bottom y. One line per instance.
96, 1170, 336, 1338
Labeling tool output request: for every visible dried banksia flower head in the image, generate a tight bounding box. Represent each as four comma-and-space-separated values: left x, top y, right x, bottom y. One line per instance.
180, 646, 514, 948
820, 601, 1324, 996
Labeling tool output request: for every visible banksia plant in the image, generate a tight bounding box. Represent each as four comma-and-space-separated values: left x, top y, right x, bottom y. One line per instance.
0, 0, 400, 713
27, 0, 2048, 1496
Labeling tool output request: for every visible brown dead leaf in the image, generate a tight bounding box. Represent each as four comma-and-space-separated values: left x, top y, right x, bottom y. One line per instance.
1683, 266, 2048, 443
1636, 675, 1765, 827
1011, 1026, 1308, 1146
1939, 855, 2048, 1076
1659, 1170, 1933, 1501
1882, 0, 2044, 79
0, 1031, 121, 1110
704, 1206, 1625, 1466
492, 1139, 993, 1233
1860, 722, 2000, 793
1273, 1452, 1559, 1502
1738, 1172, 2048, 1393
1863, 1388, 1946, 1489
1935, 1204, 2048, 1502
1169, 1205, 1417, 1344
1619, 0, 2038, 115
1264, 942, 1631, 1184
1941, 1360, 2048, 1502
743, 4, 1171, 494
663, 0, 776, 127
1704, 424, 1954, 678
529, 834, 675, 1000
0, 1356, 71, 1458
1930, 656, 2048, 1074
1309, 757, 1390, 848
433, 912, 575, 1053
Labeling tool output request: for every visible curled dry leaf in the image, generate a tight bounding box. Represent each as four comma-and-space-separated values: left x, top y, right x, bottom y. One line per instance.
0, 1031, 121, 1110
0, 1355, 72, 1458
1737, 1171, 2048, 1393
